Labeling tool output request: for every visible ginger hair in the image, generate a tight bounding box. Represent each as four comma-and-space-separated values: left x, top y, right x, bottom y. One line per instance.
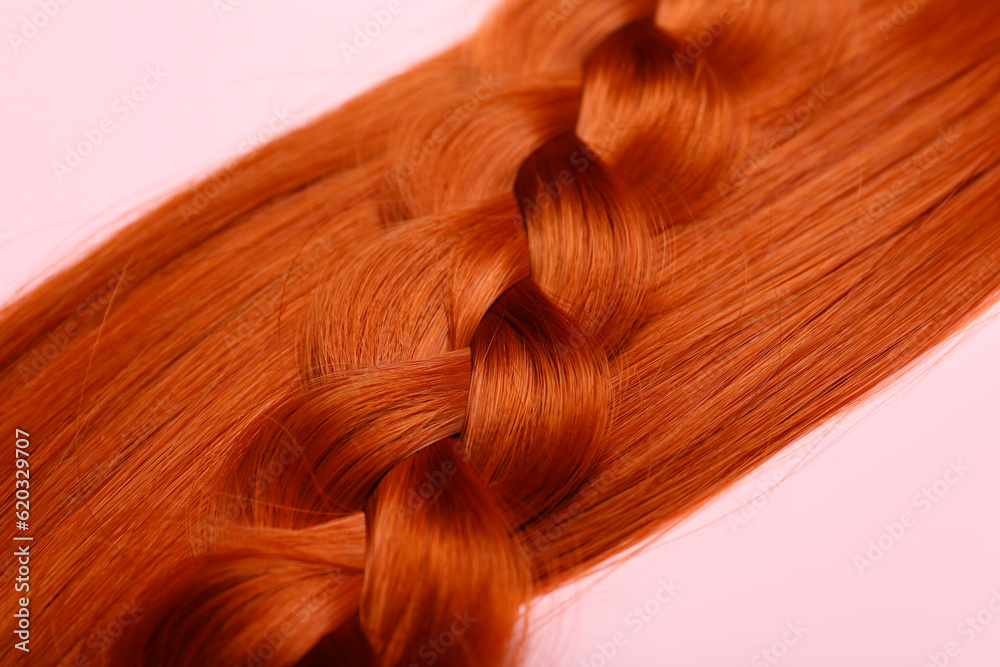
3, 0, 1000, 665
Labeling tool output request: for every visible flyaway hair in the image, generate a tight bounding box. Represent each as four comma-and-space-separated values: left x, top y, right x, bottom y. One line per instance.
3, 0, 1000, 665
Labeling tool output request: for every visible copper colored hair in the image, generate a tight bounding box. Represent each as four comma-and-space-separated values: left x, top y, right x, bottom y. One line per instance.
4, 0, 1000, 665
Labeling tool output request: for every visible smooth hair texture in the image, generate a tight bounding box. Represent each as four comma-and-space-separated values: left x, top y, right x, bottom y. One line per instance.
3, 0, 1000, 665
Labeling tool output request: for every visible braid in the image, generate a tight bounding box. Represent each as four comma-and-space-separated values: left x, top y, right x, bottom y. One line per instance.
113, 8, 715, 663
4, 0, 999, 665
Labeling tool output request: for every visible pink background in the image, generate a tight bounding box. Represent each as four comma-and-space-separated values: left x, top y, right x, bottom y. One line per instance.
2, 1, 998, 664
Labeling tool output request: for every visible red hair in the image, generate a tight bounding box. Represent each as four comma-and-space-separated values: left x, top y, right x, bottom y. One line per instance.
3, 0, 1000, 664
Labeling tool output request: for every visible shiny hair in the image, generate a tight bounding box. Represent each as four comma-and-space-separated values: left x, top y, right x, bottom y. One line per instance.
3, 0, 1000, 665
